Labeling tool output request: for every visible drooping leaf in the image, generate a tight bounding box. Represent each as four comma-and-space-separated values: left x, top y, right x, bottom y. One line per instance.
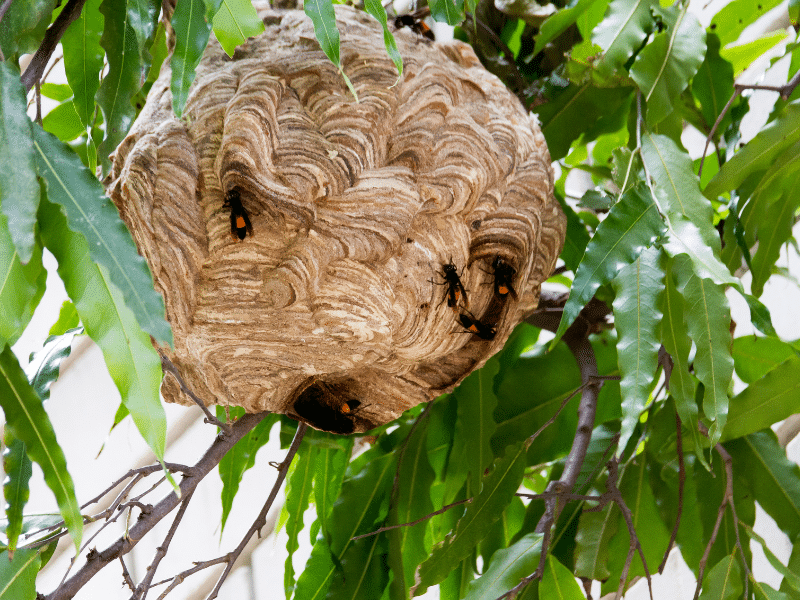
661, 216, 737, 288
592, 0, 656, 77
741, 521, 800, 594
285, 440, 318, 599
61, 0, 104, 128
328, 531, 390, 600
313, 434, 353, 541
388, 415, 435, 600
0, 0, 55, 59
212, 0, 265, 56
171, 0, 214, 117
363, 0, 403, 76
612, 246, 663, 453
698, 553, 743, 600
0, 547, 42, 599
723, 354, 800, 442
705, 99, 800, 199
413, 442, 526, 596
38, 197, 170, 487
27, 328, 83, 401
429, 0, 463, 26
0, 223, 45, 348
674, 262, 733, 448
631, 4, 705, 127
574, 492, 620, 580
754, 581, 791, 600
2, 432, 32, 556
541, 554, 585, 599
0, 62, 40, 263
553, 184, 665, 345
304, 0, 340, 71
559, 201, 591, 273
454, 357, 498, 490
732, 336, 797, 384
0, 347, 82, 552
463, 532, 542, 600
693, 34, 735, 133
32, 125, 172, 346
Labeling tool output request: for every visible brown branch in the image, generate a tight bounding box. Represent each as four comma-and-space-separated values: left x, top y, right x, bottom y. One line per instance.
159, 352, 230, 433
44, 412, 269, 600
120, 556, 135, 592
351, 499, 472, 541
659, 411, 685, 574
0, 0, 14, 24
21, 0, 87, 92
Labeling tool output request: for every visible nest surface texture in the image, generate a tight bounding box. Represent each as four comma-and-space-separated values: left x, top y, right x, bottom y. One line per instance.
106, 5, 566, 434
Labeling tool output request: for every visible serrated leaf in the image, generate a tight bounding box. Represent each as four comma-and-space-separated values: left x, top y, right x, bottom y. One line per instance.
463, 532, 542, 600
631, 5, 705, 127
693, 34, 735, 132
388, 416, 434, 600
0, 62, 40, 263
710, 0, 784, 47
313, 434, 353, 542
592, 0, 656, 77
363, 0, 402, 76
574, 496, 620, 580
171, 0, 213, 117
413, 442, 526, 596
61, 0, 104, 128
212, 0, 265, 57
612, 246, 663, 453
553, 184, 665, 346
0, 0, 54, 59
698, 554, 743, 600
705, 99, 800, 199
285, 441, 317, 599
541, 554, 584, 599
454, 357, 498, 490
0, 223, 45, 347
2, 432, 32, 556
722, 354, 800, 442
38, 196, 170, 488
674, 262, 733, 448
0, 547, 42, 599
733, 336, 796, 384
641, 132, 718, 248
534, 0, 604, 56
294, 452, 395, 600
0, 348, 82, 552
429, 0, 463, 26
32, 125, 172, 346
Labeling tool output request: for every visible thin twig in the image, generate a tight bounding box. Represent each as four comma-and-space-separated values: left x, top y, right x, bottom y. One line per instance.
159, 352, 230, 432
44, 412, 269, 600
21, 0, 87, 92
659, 411, 685, 573
0, 0, 14, 27
120, 556, 135, 592
351, 499, 472, 541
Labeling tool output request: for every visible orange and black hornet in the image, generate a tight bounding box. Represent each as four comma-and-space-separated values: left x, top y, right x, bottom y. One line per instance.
489, 256, 518, 300
224, 187, 252, 240
457, 312, 496, 341
394, 8, 435, 40
432, 259, 468, 309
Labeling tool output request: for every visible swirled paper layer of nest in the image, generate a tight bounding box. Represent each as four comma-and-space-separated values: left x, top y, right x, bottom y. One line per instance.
106, 5, 566, 434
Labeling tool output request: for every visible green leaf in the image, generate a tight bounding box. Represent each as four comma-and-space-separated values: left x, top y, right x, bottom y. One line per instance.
2, 432, 32, 556
721, 31, 789, 77
61, 0, 104, 128
733, 336, 797, 384
0, 223, 45, 347
413, 442, 526, 596
698, 554, 743, 600
388, 416, 434, 600
559, 201, 591, 273
39, 83, 74, 102
429, 0, 463, 26
693, 34, 735, 132
631, 5, 705, 127
0, 0, 55, 59
304, 0, 341, 67
28, 328, 82, 401
710, 0, 784, 47
754, 581, 791, 600
641, 131, 718, 248
49, 301, 80, 336
97, 0, 145, 173
32, 125, 172, 346
171, 0, 213, 117
313, 434, 353, 541
0, 347, 82, 551
42, 101, 86, 143
612, 246, 662, 452
0, 62, 40, 263
480, 496, 525, 568
661, 216, 737, 288
592, 0, 656, 77
294, 452, 396, 600
212, 0, 265, 56
363, 0, 403, 76
734, 431, 800, 541
38, 196, 169, 486
0, 547, 42, 599
454, 358, 498, 489
675, 264, 733, 448
534, 0, 604, 56
285, 441, 317, 599
705, 99, 800, 199
553, 185, 665, 345
329, 531, 390, 600
464, 532, 542, 600
612, 147, 642, 194
723, 354, 800, 442
741, 521, 800, 594
541, 554, 584, 599
574, 497, 620, 580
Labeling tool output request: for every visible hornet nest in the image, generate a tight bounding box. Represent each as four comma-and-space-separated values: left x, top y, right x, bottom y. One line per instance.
106, 4, 566, 434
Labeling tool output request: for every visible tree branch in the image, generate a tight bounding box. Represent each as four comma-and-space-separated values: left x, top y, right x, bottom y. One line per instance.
44, 412, 270, 600
351, 499, 472, 541
159, 352, 230, 432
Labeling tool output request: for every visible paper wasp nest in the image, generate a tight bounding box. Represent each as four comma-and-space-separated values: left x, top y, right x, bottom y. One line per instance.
106, 5, 565, 434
